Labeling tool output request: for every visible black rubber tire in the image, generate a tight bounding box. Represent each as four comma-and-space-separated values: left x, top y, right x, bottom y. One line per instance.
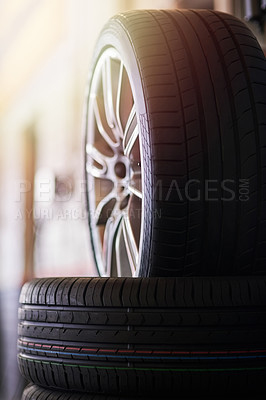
22, 384, 97, 400
21, 384, 261, 400
85, 9, 266, 277
21, 384, 141, 400
18, 277, 266, 396
21, 384, 161, 400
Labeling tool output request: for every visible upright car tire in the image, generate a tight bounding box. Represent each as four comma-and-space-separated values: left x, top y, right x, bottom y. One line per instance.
84, 9, 266, 277
18, 277, 266, 396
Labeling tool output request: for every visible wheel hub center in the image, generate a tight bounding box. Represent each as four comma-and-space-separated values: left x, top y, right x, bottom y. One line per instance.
114, 161, 126, 179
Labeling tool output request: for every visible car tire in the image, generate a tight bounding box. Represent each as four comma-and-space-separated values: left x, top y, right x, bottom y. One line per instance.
22, 383, 157, 400
84, 9, 266, 277
22, 383, 259, 400
22, 384, 91, 400
18, 277, 266, 396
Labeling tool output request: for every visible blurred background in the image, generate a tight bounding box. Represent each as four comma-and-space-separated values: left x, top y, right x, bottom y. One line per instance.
0, 1, 265, 399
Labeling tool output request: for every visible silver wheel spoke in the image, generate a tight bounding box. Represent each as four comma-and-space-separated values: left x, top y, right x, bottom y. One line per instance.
95, 190, 116, 225
103, 208, 123, 276
122, 215, 138, 274
128, 171, 142, 198
102, 57, 121, 141
115, 223, 123, 277
102, 57, 115, 128
86, 143, 112, 179
86, 143, 107, 167
115, 61, 124, 137
93, 99, 118, 148
128, 185, 142, 199
123, 105, 138, 157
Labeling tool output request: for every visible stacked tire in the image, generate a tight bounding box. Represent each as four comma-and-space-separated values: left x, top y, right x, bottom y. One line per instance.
22, 384, 147, 400
19, 8, 266, 399
19, 277, 266, 397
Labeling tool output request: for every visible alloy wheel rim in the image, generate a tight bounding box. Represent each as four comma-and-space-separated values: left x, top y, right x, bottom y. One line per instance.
86, 48, 143, 277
